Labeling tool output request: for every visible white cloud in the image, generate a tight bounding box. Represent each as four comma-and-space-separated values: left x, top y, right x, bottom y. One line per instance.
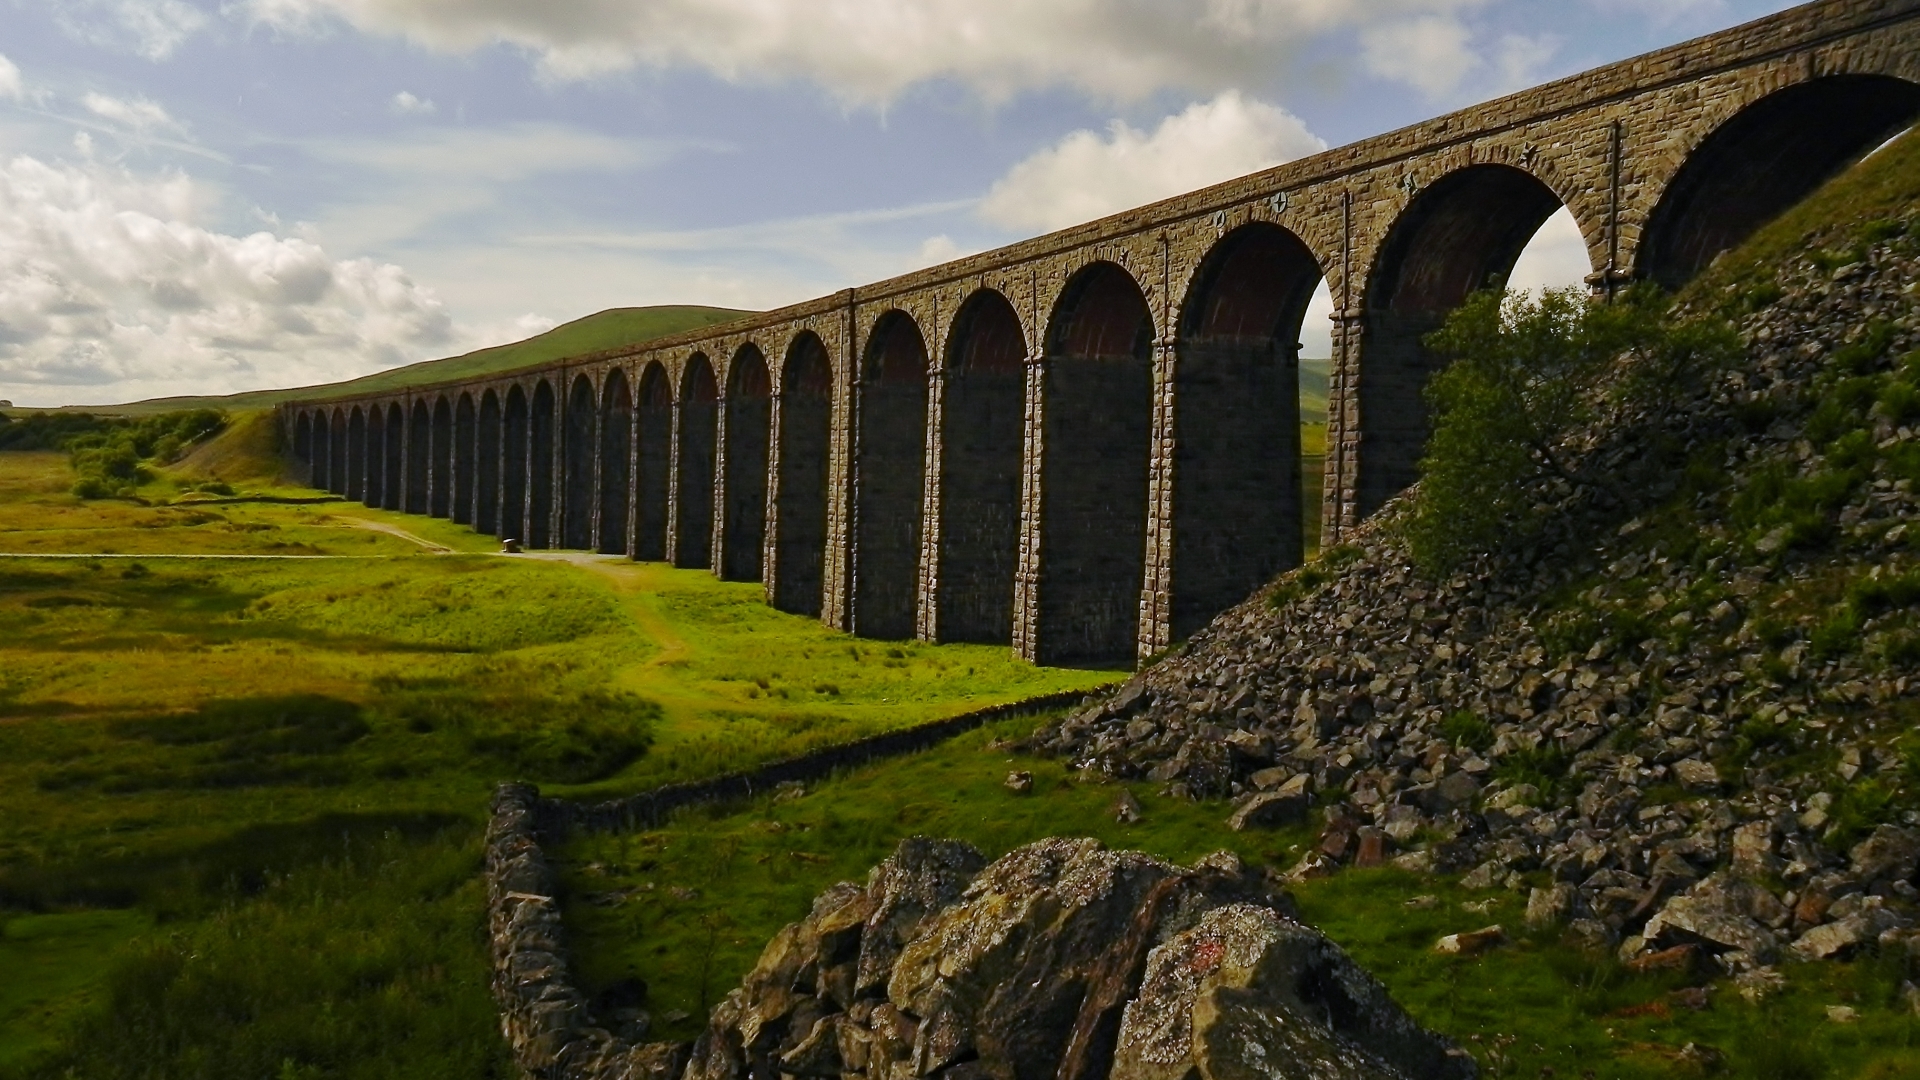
0, 55, 23, 102
1507, 206, 1593, 295
0, 153, 457, 406
388, 90, 436, 116
979, 92, 1325, 233
242, 0, 1491, 105
1360, 17, 1479, 98
81, 91, 181, 132
54, 0, 210, 61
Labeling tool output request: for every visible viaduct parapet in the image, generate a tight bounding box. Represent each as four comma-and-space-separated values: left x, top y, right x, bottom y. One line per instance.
283, 0, 1920, 666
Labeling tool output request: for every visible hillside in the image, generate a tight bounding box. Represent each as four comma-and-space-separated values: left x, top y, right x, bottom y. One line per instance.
51, 305, 752, 416
1040, 126, 1920, 1065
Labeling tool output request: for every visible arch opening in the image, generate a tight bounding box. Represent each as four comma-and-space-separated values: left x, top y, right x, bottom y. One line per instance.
1642, 75, 1920, 289
1172, 224, 1322, 641
345, 408, 366, 502
382, 403, 404, 511
405, 401, 430, 513
308, 412, 330, 491
530, 381, 556, 548
636, 363, 672, 561
1038, 261, 1154, 665
430, 397, 453, 518
723, 346, 772, 582
294, 412, 314, 482
1359, 164, 1574, 519
453, 394, 477, 525
854, 311, 929, 640
503, 387, 530, 543
328, 410, 348, 496
937, 289, 1026, 644
364, 406, 387, 508
477, 390, 501, 535
675, 356, 719, 569
563, 375, 597, 549
599, 370, 633, 555
774, 333, 832, 616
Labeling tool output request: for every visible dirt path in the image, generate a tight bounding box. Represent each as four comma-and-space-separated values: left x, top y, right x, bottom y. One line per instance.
334, 518, 455, 553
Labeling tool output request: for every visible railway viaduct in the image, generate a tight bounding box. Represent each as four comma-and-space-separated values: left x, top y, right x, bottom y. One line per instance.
283, 0, 1920, 666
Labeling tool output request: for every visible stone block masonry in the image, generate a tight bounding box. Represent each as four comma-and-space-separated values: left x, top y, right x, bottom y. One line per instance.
284, 0, 1920, 668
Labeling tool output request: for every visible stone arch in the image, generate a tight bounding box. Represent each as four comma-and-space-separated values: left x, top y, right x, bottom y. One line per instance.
675, 354, 719, 568
1171, 223, 1324, 640
402, 401, 428, 513
364, 405, 387, 508
477, 389, 501, 535
636, 362, 673, 561
1357, 163, 1580, 519
503, 385, 530, 543
327, 409, 348, 495
1640, 74, 1920, 289
722, 344, 772, 582
854, 310, 929, 640
1037, 260, 1156, 665
936, 288, 1027, 645
430, 396, 453, 518
530, 379, 556, 548
774, 331, 833, 616
599, 369, 633, 555
345, 407, 366, 501
563, 373, 597, 549
382, 402, 404, 511
454, 393, 476, 525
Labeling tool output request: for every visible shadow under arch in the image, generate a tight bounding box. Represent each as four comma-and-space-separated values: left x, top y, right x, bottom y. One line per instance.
675, 354, 719, 569
364, 406, 386, 508
1038, 260, 1155, 666
1358, 163, 1581, 519
636, 363, 673, 561
774, 331, 833, 617
430, 396, 453, 518
529, 380, 557, 548
599, 369, 632, 555
1641, 74, 1920, 289
406, 401, 430, 513
476, 389, 501, 535
501, 386, 529, 542
382, 402, 404, 510
723, 345, 772, 582
345, 407, 366, 502
327, 409, 347, 496
454, 393, 476, 525
855, 310, 929, 640
1173, 222, 1323, 640
563, 374, 597, 549
937, 287, 1026, 645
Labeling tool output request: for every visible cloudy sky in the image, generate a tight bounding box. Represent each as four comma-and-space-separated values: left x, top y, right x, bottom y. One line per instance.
0, 0, 1798, 406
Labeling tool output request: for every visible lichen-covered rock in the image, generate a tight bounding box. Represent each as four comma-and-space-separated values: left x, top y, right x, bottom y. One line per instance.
1113, 905, 1476, 1080
686, 837, 1467, 1080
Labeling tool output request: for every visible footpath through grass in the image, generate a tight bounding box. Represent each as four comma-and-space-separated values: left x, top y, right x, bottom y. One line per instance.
561, 714, 1920, 1079
0, 449, 1117, 1077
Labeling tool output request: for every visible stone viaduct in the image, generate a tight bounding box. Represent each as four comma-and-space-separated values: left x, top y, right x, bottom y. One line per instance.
283, 0, 1920, 666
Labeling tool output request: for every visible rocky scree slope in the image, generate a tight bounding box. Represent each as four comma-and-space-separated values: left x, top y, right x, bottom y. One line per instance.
685, 837, 1474, 1080
1045, 199, 1920, 996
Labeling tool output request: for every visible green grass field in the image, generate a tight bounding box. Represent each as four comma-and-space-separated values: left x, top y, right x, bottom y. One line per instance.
0, 447, 1117, 1077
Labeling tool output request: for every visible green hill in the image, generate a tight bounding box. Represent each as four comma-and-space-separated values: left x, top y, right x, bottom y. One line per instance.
59, 305, 753, 416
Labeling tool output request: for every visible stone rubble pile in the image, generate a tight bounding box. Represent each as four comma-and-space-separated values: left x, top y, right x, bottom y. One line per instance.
1044, 224, 1920, 989
686, 837, 1476, 1080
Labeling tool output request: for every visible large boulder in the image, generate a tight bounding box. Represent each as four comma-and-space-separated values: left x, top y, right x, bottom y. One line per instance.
685, 837, 1471, 1080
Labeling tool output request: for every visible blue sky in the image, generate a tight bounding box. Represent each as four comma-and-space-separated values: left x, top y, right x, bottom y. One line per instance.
0, 0, 1798, 406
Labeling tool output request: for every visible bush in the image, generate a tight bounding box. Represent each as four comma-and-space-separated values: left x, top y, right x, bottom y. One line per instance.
62, 408, 227, 499
1402, 285, 1736, 572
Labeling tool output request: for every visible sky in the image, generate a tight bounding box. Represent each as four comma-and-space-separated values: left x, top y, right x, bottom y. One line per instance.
0, 0, 1803, 407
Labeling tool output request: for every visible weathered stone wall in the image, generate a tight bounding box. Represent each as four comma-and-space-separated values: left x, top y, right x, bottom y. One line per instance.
283, 0, 1920, 667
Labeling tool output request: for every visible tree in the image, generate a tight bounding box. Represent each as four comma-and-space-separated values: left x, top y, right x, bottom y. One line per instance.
1401, 285, 1732, 572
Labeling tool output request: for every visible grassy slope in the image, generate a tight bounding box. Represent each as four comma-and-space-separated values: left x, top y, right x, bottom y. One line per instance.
557, 134, 1920, 1080
41, 305, 751, 416
0, 449, 1114, 1076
